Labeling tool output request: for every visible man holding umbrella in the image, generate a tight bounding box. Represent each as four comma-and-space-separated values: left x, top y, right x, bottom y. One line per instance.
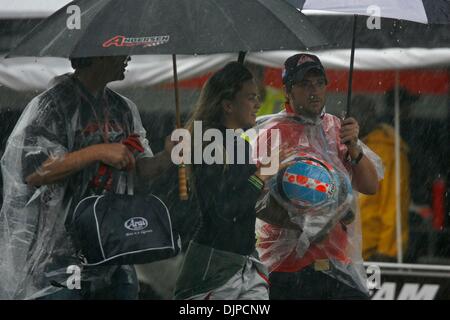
254, 53, 382, 299
0, 55, 174, 300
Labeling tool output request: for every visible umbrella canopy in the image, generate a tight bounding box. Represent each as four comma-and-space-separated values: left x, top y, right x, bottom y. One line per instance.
291, 0, 450, 24
305, 15, 450, 49
8, 0, 327, 58
0, 0, 71, 19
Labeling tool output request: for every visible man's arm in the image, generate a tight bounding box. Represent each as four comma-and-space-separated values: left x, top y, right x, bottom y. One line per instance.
349, 151, 379, 195
136, 150, 172, 180
26, 143, 134, 186
136, 135, 174, 179
340, 117, 379, 195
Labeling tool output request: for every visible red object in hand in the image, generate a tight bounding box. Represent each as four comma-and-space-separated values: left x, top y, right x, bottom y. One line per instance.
122, 134, 144, 153
122, 134, 144, 171
432, 177, 446, 231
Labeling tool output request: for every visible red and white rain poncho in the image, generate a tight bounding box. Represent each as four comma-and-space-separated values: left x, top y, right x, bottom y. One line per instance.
248, 106, 383, 294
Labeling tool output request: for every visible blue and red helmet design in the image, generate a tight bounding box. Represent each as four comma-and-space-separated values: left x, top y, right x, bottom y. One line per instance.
277, 155, 341, 208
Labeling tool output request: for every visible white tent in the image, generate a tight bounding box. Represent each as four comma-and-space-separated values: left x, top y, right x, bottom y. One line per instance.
1, 48, 450, 91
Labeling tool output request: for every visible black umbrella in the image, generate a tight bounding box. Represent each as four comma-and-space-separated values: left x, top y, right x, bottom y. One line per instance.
289, 0, 450, 114
7, 0, 328, 199
8, 0, 327, 57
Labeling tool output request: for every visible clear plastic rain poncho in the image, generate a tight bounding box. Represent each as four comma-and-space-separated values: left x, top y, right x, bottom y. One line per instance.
0, 75, 153, 299
249, 111, 383, 294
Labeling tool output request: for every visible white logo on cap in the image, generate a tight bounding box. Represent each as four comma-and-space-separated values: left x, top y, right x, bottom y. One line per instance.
297, 55, 315, 66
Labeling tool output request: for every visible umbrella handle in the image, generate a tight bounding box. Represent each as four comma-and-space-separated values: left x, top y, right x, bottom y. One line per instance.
172, 54, 189, 201
178, 164, 189, 201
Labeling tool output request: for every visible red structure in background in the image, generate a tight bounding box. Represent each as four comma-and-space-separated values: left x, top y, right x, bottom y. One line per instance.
264, 68, 449, 95
163, 67, 449, 96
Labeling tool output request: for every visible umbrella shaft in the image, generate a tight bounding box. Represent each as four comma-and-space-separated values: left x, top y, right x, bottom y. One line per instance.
172, 54, 181, 129
346, 14, 358, 116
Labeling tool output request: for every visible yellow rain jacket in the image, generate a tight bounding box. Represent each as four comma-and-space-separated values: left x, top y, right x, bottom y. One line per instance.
360, 124, 410, 259
256, 87, 285, 116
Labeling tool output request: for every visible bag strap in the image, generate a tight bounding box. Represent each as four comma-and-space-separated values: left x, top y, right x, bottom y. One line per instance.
115, 171, 134, 195
75, 78, 136, 196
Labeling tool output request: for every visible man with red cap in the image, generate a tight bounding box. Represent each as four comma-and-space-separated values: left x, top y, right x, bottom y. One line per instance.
254, 53, 382, 299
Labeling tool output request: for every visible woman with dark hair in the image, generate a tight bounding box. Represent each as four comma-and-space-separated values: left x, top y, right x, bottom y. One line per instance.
174, 62, 288, 300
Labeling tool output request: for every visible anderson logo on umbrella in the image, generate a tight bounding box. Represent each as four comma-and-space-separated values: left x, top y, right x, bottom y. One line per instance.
124, 217, 149, 231
103, 35, 170, 48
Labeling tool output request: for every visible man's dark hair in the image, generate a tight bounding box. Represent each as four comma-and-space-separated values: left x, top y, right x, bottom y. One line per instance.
70, 57, 94, 70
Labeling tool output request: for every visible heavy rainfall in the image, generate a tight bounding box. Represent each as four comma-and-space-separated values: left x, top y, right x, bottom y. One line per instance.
0, 0, 449, 302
